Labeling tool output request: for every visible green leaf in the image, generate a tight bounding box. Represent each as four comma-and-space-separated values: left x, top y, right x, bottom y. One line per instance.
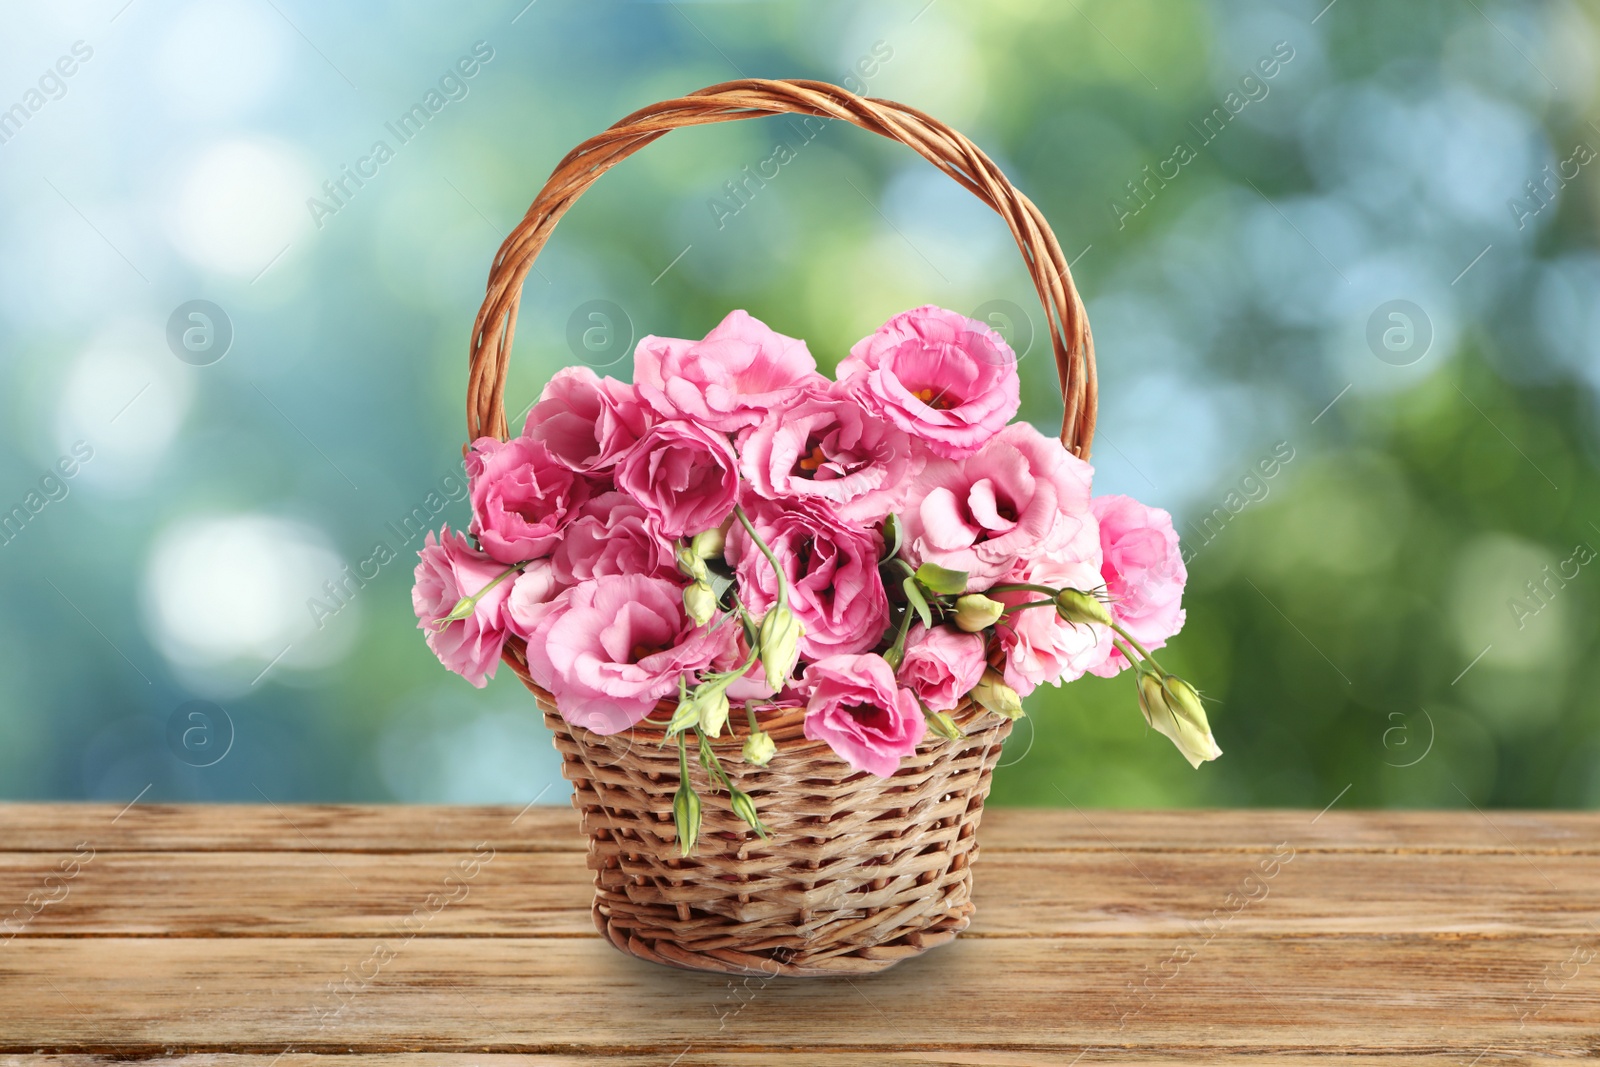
903, 577, 932, 629
914, 562, 969, 596
880, 513, 903, 562
884, 557, 915, 581
705, 569, 735, 602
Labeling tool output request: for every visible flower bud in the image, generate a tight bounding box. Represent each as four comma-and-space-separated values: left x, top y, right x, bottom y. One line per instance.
728, 787, 769, 838
925, 709, 964, 740
691, 526, 726, 561
952, 594, 1005, 633
683, 581, 718, 626
665, 676, 701, 735
1055, 588, 1113, 628
433, 595, 477, 629
697, 683, 732, 737
971, 668, 1025, 720
757, 604, 804, 691
675, 542, 708, 583
1137, 671, 1221, 769
672, 780, 701, 856
742, 729, 776, 767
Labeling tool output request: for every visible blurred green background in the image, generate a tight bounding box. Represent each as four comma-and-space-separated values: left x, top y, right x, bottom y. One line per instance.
2, 0, 1596, 809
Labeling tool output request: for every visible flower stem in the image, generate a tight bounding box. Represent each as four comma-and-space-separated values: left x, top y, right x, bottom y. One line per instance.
433, 562, 523, 630
1110, 621, 1161, 668
1001, 598, 1058, 614
734, 504, 789, 609
987, 582, 1060, 597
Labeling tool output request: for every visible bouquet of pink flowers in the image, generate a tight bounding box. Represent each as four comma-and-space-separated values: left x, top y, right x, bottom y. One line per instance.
414, 304, 1218, 849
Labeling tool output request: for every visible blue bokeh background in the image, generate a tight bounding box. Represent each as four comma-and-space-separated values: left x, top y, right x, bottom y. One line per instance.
2, 0, 1597, 809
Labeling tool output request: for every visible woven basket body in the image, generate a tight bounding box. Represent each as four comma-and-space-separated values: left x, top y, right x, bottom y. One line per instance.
530, 684, 1011, 976
468, 79, 1097, 976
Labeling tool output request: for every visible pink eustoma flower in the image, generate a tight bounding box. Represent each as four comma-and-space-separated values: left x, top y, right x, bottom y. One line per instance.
615, 419, 741, 539
633, 310, 828, 432
727, 497, 889, 663
467, 436, 589, 564
520, 574, 740, 735
899, 624, 988, 712
901, 422, 1094, 590
838, 305, 1020, 459
737, 389, 924, 522
412, 525, 516, 689
550, 491, 676, 586
799, 653, 926, 777
993, 520, 1113, 696
1088, 494, 1187, 678
522, 366, 652, 473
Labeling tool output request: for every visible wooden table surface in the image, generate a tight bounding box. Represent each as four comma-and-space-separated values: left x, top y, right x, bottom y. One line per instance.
1, 804, 1596, 1064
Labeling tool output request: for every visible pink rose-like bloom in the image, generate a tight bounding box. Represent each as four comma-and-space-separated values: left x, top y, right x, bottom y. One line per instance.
522, 366, 651, 473
1089, 494, 1187, 678
838, 305, 1021, 459
615, 419, 741, 539
503, 558, 561, 638
412, 526, 516, 688
727, 498, 888, 663
899, 624, 988, 712
901, 422, 1094, 590
634, 310, 827, 432
550, 491, 676, 586
737, 389, 925, 522
467, 436, 590, 564
521, 574, 740, 735
994, 520, 1113, 696
799, 654, 926, 777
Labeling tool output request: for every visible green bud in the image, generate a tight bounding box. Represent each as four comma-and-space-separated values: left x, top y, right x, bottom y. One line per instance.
952, 593, 1006, 632
1137, 671, 1222, 769
697, 683, 732, 737
971, 668, 1025, 720
925, 709, 964, 740
675, 543, 709, 583
742, 728, 776, 767
1055, 587, 1113, 627
673, 736, 701, 857
672, 781, 701, 856
665, 676, 701, 736
757, 604, 804, 691
691, 526, 726, 561
683, 581, 718, 626
728, 787, 769, 838
432, 595, 477, 630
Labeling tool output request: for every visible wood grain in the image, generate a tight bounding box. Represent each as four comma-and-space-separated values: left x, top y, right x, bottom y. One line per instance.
0, 805, 1595, 1063
0, 850, 1595, 938
3, 803, 1594, 853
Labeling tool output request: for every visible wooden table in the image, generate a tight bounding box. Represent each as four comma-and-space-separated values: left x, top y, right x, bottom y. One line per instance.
1, 804, 1596, 1063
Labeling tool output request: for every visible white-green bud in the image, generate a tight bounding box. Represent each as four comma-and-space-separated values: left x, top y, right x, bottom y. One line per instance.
683, 581, 718, 626
952, 593, 1006, 633
742, 729, 776, 767
697, 683, 732, 737
691, 526, 726, 561
1055, 588, 1113, 628
757, 604, 804, 691
1137, 671, 1221, 769
971, 668, 1025, 720
675, 543, 708, 583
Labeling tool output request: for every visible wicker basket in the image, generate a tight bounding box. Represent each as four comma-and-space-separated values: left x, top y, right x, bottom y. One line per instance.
467, 79, 1097, 977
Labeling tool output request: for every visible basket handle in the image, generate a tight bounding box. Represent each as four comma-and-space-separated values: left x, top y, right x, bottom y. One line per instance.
466, 77, 1098, 459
